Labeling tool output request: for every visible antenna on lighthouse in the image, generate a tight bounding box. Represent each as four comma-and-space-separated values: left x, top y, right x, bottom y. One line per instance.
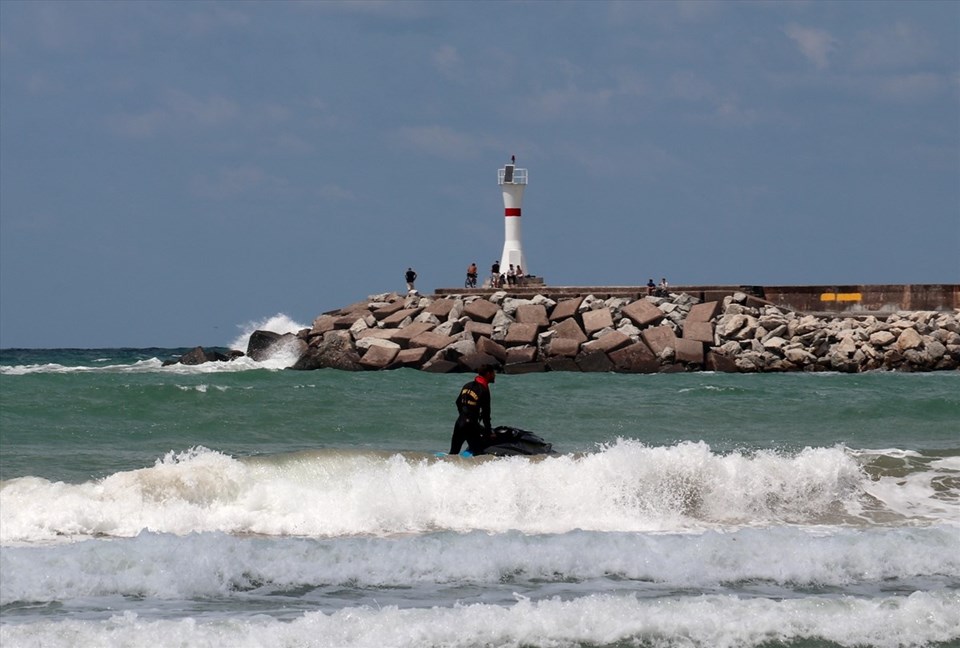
498, 155, 528, 277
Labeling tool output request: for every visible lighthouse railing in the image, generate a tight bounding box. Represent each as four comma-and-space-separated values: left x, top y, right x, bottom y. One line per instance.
498, 167, 528, 185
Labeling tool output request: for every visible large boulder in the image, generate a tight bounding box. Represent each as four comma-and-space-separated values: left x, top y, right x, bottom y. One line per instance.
550, 318, 588, 344
546, 357, 580, 372
581, 330, 632, 355
247, 330, 282, 361
381, 308, 423, 327
425, 298, 458, 320
465, 321, 494, 339
897, 328, 924, 351
515, 303, 550, 327
372, 301, 407, 320
582, 308, 614, 335
546, 337, 581, 358
390, 322, 437, 347
464, 299, 500, 322
505, 346, 538, 365
172, 346, 240, 366
686, 301, 722, 322
642, 326, 678, 357
622, 299, 665, 327
457, 352, 499, 372
410, 331, 457, 353
393, 347, 430, 367
683, 320, 715, 344
705, 350, 739, 372
576, 350, 615, 373
674, 338, 704, 365
550, 297, 583, 322
503, 323, 541, 346
309, 315, 338, 336
292, 331, 362, 370
609, 341, 659, 373
359, 344, 399, 369
477, 336, 508, 364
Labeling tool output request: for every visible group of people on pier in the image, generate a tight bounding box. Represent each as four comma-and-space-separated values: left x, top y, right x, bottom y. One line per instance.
486, 260, 524, 288
411, 264, 666, 296
647, 277, 669, 297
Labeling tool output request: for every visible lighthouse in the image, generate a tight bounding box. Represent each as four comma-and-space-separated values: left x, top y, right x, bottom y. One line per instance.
498, 155, 528, 276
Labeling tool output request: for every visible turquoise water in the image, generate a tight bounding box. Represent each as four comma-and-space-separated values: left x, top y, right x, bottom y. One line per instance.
1, 348, 958, 647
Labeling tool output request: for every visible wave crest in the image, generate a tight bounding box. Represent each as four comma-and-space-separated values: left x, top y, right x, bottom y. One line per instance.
3, 442, 955, 543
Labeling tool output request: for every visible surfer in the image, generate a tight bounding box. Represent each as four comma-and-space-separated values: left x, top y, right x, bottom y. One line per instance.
449, 365, 496, 455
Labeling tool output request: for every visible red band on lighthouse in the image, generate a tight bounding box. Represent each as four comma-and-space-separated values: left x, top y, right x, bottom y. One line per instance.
504, 208, 522, 217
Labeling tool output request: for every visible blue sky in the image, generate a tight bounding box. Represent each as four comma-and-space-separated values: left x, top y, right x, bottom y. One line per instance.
1, 1, 957, 348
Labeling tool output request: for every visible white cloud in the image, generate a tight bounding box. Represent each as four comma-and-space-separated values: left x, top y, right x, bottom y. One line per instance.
870, 72, 948, 104
520, 85, 615, 119
107, 90, 239, 138
665, 71, 757, 125
393, 125, 486, 161
851, 21, 937, 71
432, 45, 461, 77
35, 3, 83, 50
611, 67, 648, 97
674, 0, 725, 22
318, 184, 355, 201
668, 71, 716, 102
785, 23, 838, 70
190, 166, 289, 201
185, 6, 250, 37
162, 89, 239, 126
714, 97, 758, 125
108, 108, 168, 139
270, 133, 314, 155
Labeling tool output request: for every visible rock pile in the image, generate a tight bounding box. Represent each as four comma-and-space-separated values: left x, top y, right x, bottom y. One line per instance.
712, 294, 959, 372
246, 291, 959, 373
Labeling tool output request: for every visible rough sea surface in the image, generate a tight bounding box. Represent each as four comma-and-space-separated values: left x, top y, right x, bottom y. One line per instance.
1, 348, 958, 648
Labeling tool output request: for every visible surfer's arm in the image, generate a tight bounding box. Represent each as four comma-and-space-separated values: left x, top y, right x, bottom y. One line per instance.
480, 390, 492, 432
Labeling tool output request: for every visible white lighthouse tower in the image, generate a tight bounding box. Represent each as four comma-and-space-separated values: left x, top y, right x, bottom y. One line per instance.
498, 155, 528, 276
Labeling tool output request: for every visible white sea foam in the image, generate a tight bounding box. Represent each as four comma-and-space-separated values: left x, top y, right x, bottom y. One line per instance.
0, 358, 161, 375
1, 591, 957, 648
229, 312, 307, 350
0, 313, 310, 375
2, 442, 956, 544
2, 526, 957, 605
1, 347, 291, 375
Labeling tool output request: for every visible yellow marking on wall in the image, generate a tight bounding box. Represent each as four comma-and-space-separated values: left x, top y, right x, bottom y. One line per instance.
820, 292, 862, 302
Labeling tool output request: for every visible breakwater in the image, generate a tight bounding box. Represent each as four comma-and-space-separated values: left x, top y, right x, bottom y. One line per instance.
235, 287, 959, 373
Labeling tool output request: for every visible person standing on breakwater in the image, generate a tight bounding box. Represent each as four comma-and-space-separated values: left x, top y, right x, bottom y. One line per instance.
405, 267, 418, 292
466, 263, 478, 288
490, 260, 501, 288
450, 365, 496, 455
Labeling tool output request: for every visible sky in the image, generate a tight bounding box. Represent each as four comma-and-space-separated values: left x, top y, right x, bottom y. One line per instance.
1, 0, 957, 349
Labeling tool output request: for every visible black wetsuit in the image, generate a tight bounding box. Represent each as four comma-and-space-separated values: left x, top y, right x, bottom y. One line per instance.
450, 377, 491, 455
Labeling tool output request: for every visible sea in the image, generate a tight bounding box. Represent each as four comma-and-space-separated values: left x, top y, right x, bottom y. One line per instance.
1, 342, 958, 648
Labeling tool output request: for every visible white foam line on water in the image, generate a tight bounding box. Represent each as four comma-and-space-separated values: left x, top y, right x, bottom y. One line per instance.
1, 591, 957, 648
2, 527, 957, 604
